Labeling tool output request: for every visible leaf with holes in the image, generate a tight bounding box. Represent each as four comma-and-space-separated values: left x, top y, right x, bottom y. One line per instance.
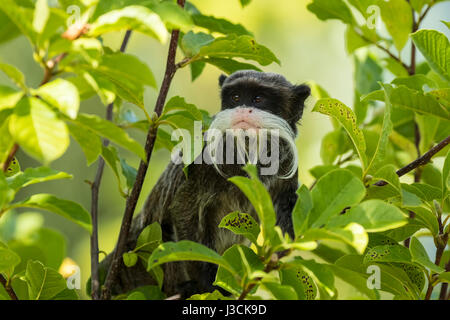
219, 211, 260, 245
313, 99, 367, 168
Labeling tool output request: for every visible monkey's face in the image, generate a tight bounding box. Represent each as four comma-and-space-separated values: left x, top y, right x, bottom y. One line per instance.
218, 70, 310, 132
204, 70, 310, 178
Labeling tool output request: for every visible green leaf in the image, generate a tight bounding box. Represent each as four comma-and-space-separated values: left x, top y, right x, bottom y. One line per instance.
309, 169, 366, 228
188, 290, 232, 300
32, 79, 80, 119
0, 0, 37, 46
437, 272, 450, 284
101, 145, 127, 197
0, 172, 14, 210
365, 84, 394, 175
120, 158, 137, 191
9, 97, 69, 163
362, 85, 450, 120
181, 31, 214, 57
307, 0, 355, 24
67, 122, 102, 166
191, 13, 252, 36
89, 5, 168, 43
378, 0, 412, 52
197, 35, 280, 66
328, 200, 408, 232
280, 266, 317, 300
126, 285, 165, 300
4, 157, 21, 178
320, 129, 352, 165
123, 252, 138, 267
25, 227, 66, 270
300, 223, 368, 254
291, 259, 336, 298
147, 240, 234, 273
260, 282, 298, 300
411, 29, 450, 81
410, 0, 432, 13
6, 167, 72, 191
0, 62, 27, 91
135, 222, 162, 253
69, 72, 115, 106
74, 113, 146, 161
162, 96, 203, 121
327, 263, 379, 299
148, 1, 193, 32
292, 185, 313, 238
384, 57, 409, 77
345, 26, 371, 54
364, 244, 412, 264
0, 11, 21, 45
12, 194, 92, 233
215, 245, 264, 296
239, 0, 252, 8
32, 0, 50, 34
0, 247, 21, 277
228, 165, 276, 242
408, 207, 439, 236
313, 99, 367, 168
410, 237, 445, 273
93, 52, 156, 108
443, 149, 450, 199
0, 85, 24, 110
25, 261, 66, 300
402, 183, 442, 202
0, 114, 14, 166
392, 74, 437, 92
200, 57, 262, 75
219, 211, 260, 245
416, 113, 440, 154
372, 165, 402, 196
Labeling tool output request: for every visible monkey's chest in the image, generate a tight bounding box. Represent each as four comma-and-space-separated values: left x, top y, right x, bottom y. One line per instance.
191, 184, 265, 255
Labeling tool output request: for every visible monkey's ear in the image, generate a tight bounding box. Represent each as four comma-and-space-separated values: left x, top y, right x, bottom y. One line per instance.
292, 84, 311, 106
219, 74, 227, 87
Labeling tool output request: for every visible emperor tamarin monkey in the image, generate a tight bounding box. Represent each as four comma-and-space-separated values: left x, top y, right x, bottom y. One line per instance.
101, 70, 311, 297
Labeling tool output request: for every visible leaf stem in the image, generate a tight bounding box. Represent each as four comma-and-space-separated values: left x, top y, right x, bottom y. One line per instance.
373, 135, 450, 187
89, 30, 132, 300
0, 274, 18, 300
100, 1, 186, 300
2, 143, 19, 173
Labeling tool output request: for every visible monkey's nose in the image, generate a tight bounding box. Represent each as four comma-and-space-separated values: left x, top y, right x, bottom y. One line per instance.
236, 107, 253, 114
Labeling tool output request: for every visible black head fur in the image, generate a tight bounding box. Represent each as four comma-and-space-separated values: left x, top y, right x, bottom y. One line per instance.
218, 70, 310, 132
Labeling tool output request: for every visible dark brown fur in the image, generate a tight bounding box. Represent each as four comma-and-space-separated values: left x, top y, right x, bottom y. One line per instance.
99, 71, 310, 297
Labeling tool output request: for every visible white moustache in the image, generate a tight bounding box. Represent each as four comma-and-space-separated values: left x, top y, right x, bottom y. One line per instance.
205, 106, 298, 179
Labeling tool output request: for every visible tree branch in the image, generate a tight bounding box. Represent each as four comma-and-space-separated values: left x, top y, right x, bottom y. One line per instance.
374, 135, 450, 187
0, 274, 18, 300
100, 0, 186, 300
90, 30, 132, 300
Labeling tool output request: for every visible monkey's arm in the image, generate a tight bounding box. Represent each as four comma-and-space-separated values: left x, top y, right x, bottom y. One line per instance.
272, 173, 298, 239
98, 162, 186, 296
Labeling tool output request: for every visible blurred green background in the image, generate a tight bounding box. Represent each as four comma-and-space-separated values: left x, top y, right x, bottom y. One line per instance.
0, 0, 449, 298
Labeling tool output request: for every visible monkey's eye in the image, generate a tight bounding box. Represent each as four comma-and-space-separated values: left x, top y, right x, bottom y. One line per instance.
253, 96, 262, 103
232, 94, 240, 103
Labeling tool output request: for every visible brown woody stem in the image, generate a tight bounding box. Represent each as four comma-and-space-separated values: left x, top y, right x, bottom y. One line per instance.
100, 1, 185, 300
90, 30, 132, 300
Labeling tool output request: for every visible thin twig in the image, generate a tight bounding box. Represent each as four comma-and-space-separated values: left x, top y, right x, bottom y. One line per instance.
90, 30, 132, 300
2, 144, 19, 173
100, 1, 186, 300
0, 274, 18, 300
373, 135, 450, 187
